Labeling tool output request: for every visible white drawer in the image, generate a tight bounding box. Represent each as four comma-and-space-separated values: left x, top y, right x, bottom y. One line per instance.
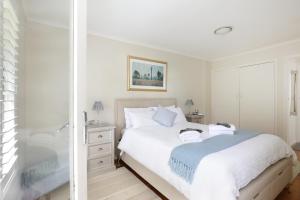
88, 156, 111, 171
88, 130, 112, 144
88, 143, 112, 157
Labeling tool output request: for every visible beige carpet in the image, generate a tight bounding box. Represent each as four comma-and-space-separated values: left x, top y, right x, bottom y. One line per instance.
46, 167, 160, 200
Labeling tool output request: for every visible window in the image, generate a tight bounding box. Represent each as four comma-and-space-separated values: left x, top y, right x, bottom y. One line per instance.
0, 0, 19, 193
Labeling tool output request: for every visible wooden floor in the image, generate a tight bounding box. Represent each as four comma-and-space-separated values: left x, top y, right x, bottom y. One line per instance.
38, 183, 70, 200
88, 167, 159, 200
47, 168, 300, 200
275, 174, 300, 200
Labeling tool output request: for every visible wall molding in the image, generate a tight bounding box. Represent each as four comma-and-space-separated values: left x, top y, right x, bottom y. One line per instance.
212, 38, 300, 62
27, 18, 208, 62
27, 18, 300, 63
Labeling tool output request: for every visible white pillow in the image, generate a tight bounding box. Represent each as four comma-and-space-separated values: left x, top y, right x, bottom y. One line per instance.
128, 110, 159, 128
124, 105, 176, 128
168, 107, 187, 124
124, 107, 154, 128
163, 105, 176, 109
152, 107, 177, 127
154, 105, 176, 110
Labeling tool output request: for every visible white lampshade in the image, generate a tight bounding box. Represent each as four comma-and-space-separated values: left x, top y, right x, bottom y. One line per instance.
185, 99, 194, 106
92, 101, 104, 113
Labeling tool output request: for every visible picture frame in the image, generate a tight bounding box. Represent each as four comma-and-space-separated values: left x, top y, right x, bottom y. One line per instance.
127, 56, 167, 92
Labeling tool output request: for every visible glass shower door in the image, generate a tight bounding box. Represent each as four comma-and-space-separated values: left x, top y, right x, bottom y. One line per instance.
1, 0, 88, 199
0, 0, 74, 199
20, 0, 72, 199
21, 0, 71, 200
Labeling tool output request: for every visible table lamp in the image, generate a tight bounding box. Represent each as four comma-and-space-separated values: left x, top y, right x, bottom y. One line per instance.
92, 101, 104, 124
185, 99, 194, 114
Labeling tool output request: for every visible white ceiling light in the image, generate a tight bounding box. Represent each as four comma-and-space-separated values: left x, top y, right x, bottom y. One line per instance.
214, 26, 233, 35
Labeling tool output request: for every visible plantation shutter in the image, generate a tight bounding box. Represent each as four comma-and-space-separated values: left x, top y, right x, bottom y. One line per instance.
0, 0, 19, 192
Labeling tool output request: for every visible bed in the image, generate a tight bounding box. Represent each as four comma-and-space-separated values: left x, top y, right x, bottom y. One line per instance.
115, 98, 295, 200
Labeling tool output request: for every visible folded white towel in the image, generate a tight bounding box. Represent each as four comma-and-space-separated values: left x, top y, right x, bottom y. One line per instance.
209, 124, 236, 131
179, 131, 203, 143
209, 130, 234, 136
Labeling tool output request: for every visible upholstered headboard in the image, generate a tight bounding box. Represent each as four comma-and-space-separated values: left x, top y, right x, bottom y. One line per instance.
114, 98, 177, 144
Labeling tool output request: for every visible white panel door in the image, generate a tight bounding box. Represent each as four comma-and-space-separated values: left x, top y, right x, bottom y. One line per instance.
239, 62, 275, 133
211, 67, 239, 126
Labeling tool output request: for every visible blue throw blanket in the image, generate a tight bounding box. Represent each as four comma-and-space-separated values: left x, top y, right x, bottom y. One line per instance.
169, 130, 258, 183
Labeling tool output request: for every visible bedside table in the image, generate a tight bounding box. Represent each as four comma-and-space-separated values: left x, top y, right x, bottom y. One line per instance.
87, 123, 116, 177
185, 114, 205, 124
292, 143, 300, 161
292, 143, 300, 176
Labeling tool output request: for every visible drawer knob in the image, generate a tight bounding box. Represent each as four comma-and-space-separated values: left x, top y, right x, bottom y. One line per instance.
98, 148, 103, 151
98, 160, 103, 164
98, 135, 103, 138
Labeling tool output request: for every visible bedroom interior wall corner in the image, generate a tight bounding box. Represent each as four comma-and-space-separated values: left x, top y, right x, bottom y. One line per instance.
22, 21, 211, 129
87, 34, 211, 124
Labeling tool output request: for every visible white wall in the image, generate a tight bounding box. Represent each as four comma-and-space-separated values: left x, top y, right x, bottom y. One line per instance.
22, 21, 300, 142
87, 34, 211, 124
211, 39, 300, 141
24, 21, 211, 128
24, 21, 69, 129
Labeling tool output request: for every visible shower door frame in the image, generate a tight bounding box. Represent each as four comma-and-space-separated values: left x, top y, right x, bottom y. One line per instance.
70, 0, 88, 199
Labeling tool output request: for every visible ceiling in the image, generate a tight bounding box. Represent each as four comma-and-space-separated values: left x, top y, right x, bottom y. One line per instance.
23, 0, 300, 60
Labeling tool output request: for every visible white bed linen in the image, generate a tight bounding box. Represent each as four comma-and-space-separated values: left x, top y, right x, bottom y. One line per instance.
118, 122, 296, 200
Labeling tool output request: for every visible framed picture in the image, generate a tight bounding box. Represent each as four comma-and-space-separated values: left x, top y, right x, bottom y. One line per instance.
127, 56, 167, 91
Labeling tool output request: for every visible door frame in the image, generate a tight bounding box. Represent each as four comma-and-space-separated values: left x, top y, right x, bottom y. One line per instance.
70, 0, 87, 199
284, 54, 300, 145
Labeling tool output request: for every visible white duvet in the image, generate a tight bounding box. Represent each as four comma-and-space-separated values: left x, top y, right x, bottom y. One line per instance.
118, 122, 296, 200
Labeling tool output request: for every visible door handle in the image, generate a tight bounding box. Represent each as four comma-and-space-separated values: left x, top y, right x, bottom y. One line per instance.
83, 111, 88, 144
290, 71, 297, 116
